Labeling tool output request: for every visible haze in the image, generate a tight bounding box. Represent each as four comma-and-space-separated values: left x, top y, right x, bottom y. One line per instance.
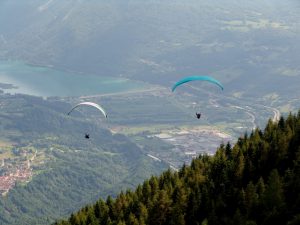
0, 1, 299, 224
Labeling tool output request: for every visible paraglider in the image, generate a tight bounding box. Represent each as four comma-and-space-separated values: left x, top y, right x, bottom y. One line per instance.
171, 75, 224, 92
172, 76, 223, 119
67, 102, 107, 138
67, 102, 108, 118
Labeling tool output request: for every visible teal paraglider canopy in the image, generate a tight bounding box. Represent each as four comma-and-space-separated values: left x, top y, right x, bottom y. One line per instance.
172, 76, 224, 92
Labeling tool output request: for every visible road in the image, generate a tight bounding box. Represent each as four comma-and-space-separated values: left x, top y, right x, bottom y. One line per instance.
262, 105, 280, 122
79, 86, 166, 99
188, 84, 281, 127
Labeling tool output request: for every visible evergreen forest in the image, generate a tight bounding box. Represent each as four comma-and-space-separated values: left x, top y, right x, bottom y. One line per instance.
56, 111, 300, 225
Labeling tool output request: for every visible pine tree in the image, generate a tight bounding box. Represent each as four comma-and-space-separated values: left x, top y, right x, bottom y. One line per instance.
56, 110, 300, 225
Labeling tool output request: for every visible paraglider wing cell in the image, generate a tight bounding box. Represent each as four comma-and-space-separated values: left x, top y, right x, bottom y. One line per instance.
172, 76, 224, 92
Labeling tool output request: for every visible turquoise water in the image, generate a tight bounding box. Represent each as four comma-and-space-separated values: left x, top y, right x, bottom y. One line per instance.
0, 61, 146, 97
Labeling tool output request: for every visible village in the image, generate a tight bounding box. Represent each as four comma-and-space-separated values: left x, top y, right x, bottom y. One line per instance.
0, 148, 36, 196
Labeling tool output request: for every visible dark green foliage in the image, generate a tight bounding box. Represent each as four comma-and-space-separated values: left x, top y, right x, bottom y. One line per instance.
57, 111, 300, 225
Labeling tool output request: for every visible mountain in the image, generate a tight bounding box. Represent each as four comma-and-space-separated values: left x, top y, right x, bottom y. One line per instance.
56, 110, 300, 225
0, 93, 168, 224
1, 1, 300, 224
0, 0, 300, 98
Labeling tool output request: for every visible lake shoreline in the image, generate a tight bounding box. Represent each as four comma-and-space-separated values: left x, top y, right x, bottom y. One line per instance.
0, 60, 150, 98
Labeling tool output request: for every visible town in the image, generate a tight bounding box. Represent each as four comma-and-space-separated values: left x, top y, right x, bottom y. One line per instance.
0, 148, 36, 196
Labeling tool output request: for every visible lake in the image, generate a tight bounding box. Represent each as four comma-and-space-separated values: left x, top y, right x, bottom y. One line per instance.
0, 61, 147, 97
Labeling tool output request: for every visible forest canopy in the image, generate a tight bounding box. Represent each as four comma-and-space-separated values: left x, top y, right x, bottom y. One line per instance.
56, 111, 300, 225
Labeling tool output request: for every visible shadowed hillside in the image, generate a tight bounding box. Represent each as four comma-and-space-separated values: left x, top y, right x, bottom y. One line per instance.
0, 94, 168, 225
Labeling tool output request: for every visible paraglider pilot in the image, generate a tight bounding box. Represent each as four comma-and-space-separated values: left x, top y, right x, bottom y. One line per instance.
85, 133, 90, 139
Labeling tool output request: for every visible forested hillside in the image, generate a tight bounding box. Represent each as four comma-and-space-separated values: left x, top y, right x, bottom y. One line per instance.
0, 94, 167, 225
56, 111, 300, 225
